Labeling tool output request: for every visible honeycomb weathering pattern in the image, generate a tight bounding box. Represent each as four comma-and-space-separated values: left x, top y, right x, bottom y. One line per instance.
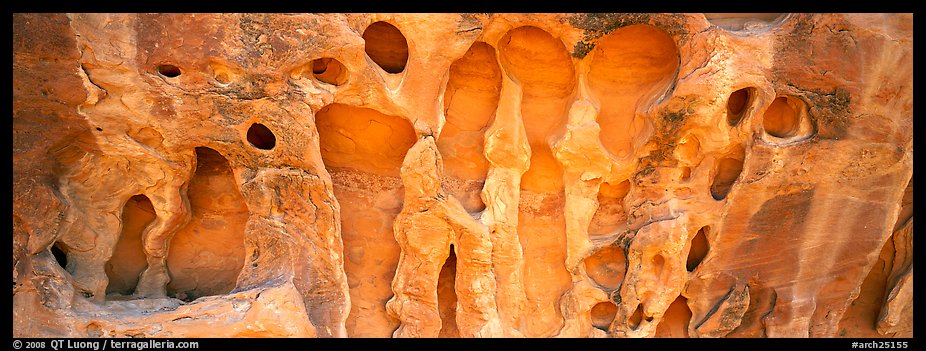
12, 13, 912, 338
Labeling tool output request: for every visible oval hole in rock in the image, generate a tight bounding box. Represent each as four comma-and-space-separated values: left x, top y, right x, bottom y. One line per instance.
363, 21, 409, 74
156, 64, 182, 78
246, 123, 276, 150
727, 88, 754, 126
311, 57, 349, 86
687, 227, 709, 272
763, 96, 802, 138
710, 147, 745, 200
51, 243, 68, 270
591, 302, 617, 331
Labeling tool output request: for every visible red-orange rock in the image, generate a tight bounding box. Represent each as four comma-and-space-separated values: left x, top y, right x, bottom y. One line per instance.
13, 13, 912, 338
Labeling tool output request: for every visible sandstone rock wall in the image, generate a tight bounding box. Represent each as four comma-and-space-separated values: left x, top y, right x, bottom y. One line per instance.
12, 13, 913, 338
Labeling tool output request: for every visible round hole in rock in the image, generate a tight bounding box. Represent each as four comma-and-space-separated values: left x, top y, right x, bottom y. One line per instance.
727, 88, 753, 126
763, 96, 802, 138
156, 64, 182, 78
362, 21, 409, 74
51, 243, 68, 269
246, 123, 276, 150
591, 301, 617, 331
310, 57, 349, 86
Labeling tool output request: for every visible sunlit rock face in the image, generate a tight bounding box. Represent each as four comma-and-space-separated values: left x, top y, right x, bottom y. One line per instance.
12, 13, 912, 338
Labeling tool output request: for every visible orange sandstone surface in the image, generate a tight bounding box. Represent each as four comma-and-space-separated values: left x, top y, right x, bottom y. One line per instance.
12, 13, 912, 338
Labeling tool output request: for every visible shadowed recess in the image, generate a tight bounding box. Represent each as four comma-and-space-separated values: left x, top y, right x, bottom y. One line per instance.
51, 243, 68, 270
167, 147, 247, 302
363, 21, 409, 74
727, 88, 754, 126
437, 246, 460, 338
106, 194, 156, 296
686, 226, 709, 272
311, 57, 349, 86
156, 64, 181, 78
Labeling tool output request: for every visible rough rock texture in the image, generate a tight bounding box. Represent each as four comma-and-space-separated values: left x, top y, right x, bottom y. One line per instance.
12, 13, 912, 338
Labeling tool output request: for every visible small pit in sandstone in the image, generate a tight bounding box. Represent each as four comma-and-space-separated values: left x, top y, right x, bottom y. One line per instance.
726, 88, 754, 126
246, 123, 276, 150
105, 194, 156, 296
311, 57, 348, 86
156, 64, 182, 78
363, 21, 409, 74
590, 301, 617, 331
